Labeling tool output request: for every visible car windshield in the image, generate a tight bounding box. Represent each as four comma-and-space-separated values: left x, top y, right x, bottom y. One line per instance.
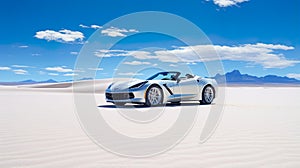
147, 72, 180, 81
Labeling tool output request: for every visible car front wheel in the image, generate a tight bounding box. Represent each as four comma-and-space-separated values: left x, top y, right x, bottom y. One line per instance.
200, 85, 215, 105
145, 85, 163, 107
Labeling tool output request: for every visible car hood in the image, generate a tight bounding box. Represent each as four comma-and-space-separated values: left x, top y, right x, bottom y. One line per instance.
110, 79, 146, 91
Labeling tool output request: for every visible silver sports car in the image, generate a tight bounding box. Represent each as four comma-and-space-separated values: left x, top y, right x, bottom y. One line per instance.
105, 71, 217, 106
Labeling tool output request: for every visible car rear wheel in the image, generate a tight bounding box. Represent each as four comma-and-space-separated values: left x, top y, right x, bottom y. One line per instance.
200, 85, 215, 105
145, 85, 163, 107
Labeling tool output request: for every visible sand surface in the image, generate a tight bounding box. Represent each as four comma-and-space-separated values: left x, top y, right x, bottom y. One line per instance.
1, 81, 300, 167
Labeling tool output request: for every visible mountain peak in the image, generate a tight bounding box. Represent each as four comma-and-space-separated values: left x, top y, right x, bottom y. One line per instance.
41, 79, 57, 83
20, 79, 36, 83
214, 70, 300, 84
228, 70, 241, 75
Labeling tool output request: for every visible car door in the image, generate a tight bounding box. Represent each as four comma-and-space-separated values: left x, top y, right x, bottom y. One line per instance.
171, 78, 199, 100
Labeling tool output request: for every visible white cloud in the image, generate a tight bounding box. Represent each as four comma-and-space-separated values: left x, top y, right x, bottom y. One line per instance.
152, 50, 181, 63
79, 24, 89, 28
287, 73, 300, 80
48, 73, 59, 76
123, 61, 151, 65
169, 64, 178, 67
250, 43, 294, 50
13, 69, 27, 75
95, 43, 298, 69
64, 73, 78, 76
129, 51, 156, 60
45, 66, 73, 73
88, 68, 103, 71
70, 51, 78, 55
11, 65, 32, 68
212, 43, 297, 68
94, 49, 129, 57
210, 0, 249, 7
35, 29, 84, 43
91, 25, 102, 29
0, 67, 11, 70
19, 45, 29, 48
94, 49, 156, 60
101, 27, 138, 37
118, 72, 143, 76
79, 24, 102, 29
137, 43, 298, 68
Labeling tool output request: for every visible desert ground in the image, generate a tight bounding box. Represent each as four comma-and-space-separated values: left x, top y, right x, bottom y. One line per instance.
1, 80, 300, 167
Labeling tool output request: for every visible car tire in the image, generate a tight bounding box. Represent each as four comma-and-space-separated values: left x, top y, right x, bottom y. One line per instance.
145, 85, 163, 107
200, 85, 215, 105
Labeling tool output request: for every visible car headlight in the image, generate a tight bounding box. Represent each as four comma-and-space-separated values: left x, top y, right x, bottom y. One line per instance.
129, 81, 148, 89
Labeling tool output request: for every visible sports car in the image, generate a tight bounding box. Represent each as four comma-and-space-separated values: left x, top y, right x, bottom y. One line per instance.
105, 71, 217, 106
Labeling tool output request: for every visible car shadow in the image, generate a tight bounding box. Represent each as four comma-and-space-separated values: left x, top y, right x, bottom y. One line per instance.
98, 104, 147, 109
98, 102, 214, 108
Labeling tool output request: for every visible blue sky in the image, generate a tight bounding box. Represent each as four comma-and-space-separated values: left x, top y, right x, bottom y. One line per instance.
0, 0, 299, 81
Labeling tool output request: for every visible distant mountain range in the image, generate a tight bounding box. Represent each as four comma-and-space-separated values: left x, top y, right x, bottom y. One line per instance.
0, 79, 58, 86
0, 77, 96, 86
0, 70, 299, 86
213, 70, 300, 85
